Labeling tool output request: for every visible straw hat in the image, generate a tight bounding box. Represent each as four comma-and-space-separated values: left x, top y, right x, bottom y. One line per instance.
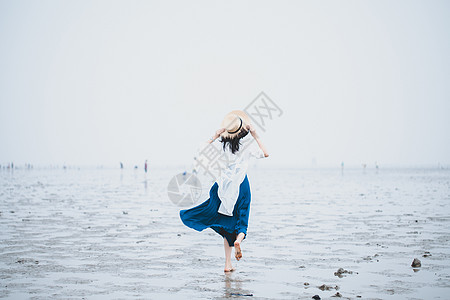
220, 110, 251, 139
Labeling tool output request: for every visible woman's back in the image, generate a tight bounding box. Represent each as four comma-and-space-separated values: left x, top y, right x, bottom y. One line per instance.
216, 134, 266, 216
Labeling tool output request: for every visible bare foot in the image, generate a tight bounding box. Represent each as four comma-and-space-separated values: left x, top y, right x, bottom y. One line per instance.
234, 241, 242, 261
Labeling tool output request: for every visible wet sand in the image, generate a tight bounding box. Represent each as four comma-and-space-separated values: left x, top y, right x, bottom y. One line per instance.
1, 167, 449, 299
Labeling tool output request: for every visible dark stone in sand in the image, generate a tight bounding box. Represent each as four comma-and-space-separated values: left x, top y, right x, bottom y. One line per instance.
318, 284, 339, 291
411, 258, 421, 267
334, 268, 353, 278
423, 251, 432, 257
312, 295, 321, 300
230, 293, 253, 296
332, 292, 342, 297
304, 282, 310, 286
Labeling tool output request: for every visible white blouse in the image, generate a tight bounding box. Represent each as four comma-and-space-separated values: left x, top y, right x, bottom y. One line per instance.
196, 134, 266, 216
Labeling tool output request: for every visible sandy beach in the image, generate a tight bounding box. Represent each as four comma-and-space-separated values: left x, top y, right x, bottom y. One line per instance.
1, 167, 449, 299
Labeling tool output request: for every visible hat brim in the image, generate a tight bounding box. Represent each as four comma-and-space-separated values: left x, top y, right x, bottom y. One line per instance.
220, 110, 251, 139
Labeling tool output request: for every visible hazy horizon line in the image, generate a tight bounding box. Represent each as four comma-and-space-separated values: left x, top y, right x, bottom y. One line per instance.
1, 162, 448, 170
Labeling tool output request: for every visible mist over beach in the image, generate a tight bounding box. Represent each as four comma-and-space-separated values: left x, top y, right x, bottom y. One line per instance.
1, 0, 450, 299
0, 1, 449, 168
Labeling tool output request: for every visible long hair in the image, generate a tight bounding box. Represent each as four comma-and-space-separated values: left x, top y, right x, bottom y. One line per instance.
220, 128, 249, 154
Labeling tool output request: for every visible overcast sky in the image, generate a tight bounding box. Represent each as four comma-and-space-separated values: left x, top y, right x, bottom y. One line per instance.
1, 0, 449, 168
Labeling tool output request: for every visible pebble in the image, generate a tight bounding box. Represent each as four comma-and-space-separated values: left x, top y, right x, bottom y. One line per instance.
312, 295, 321, 300
334, 267, 353, 278
411, 258, 421, 268
423, 251, 432, 258
318, 284, 339, 291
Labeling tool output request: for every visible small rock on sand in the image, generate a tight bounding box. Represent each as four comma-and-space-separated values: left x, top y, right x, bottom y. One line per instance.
411, 258, 421, 268
332, 292, 342, 297
423, 251, 432, 257
318, 284, 339, 291
334, 268, 353, 278
312, 295, 321, 300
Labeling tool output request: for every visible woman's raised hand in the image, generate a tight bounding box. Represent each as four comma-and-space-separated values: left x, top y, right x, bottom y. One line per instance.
208, 128, 226, 144
215, 128, 226, 137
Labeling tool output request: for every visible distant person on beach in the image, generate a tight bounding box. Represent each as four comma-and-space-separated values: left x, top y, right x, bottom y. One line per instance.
144, 160, 148, 173
180, 110, 269, 273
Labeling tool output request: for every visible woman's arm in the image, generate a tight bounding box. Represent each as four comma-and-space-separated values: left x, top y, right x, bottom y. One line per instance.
207, 128, 226, 144
246, 124, 269, 157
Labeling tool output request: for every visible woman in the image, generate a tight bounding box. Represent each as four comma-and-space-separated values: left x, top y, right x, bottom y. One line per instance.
180, 110, 269, 273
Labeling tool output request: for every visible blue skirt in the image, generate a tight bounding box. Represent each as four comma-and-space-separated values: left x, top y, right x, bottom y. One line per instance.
179, 174, 251, 247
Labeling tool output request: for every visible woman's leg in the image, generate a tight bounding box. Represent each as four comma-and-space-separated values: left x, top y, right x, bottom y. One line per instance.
234, 232, 245, 261
224, 238, 234, 272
